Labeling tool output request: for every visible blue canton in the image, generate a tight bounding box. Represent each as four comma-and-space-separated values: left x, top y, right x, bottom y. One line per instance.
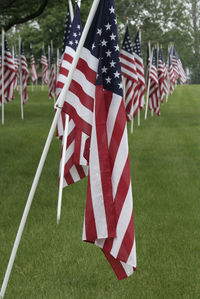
133, 30, 142, 58
152, 49, 157, 68
62, 5, 72, 54
84, 0, 123, 96
122, 26, 133, 54
67, 4, 82, 51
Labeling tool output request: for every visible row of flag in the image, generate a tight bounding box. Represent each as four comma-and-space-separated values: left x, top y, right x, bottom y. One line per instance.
0, 0, 187, 286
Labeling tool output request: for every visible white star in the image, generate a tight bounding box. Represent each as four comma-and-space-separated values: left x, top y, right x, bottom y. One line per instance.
105, 77, 111, 84
110, 33, 116, 41
114, 19, 117, 24
73, 33, 77, 37
106, 50, 111, 57
102, 66, 107, 73
69, 41, 73, 45
77, 25, 80, 29
97, 28, 102, 35
105, 23, 111, 30
101, 39, 108, 47
114, 70, 120, 78
92, 43, 96, 50
114, 45, 119, 51
75, 40, 78, 44
118, 82, 122, 89
109, 6, 115, 14
110, 60, 116, 67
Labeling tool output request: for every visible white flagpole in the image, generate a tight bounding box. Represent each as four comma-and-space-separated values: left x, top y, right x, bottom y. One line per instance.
68, 0, 74, 19
144, 42, 153, 120
57, 114, 69, 224
57, 48, 59, 78
1, 27, 5, 125
131, 118, 134, 134
0, 1, 100, 297
19, 36, 24, 120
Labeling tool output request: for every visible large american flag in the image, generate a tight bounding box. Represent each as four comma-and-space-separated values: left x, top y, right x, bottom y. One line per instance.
60, 0, 136, 280
149, 48, 160, 115
133, 30, 145, 109
158, 48, 168, 103
171, 46, 186, 84
20, 41, 29, 105
56, 4, 82, 140
41, 47, 48, 84
0, 36, 16, 105
120, 25, 139, 120
30, 47, 38, 82
48, 46, 56, 100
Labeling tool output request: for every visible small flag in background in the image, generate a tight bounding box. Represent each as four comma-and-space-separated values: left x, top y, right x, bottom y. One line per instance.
133, 30, 145, 109
56, 3, 82, 141
60, 0, 136, 280
149, 48, 160, 115
48, 46, 56, 100
158, 48, 168, 103
41, 46, 49, 84
172, 47, 186, 84
30, 47, 38, 82
0, 35, 16, 105
20, 41, 29, 105
13, 45, 19, 91
120, 25, 139, 120
168, 51, 175, 94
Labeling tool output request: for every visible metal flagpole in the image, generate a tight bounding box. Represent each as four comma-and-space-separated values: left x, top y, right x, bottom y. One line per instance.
144, 41, 152, 120
1, 27, 5, 125
57, 114, 69, 224
0, 1, 100, 297
19, 36, 24, 120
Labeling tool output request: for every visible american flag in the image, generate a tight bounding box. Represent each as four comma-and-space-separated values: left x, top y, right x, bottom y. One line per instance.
61, 4, 72, 56
0, 36, 16, 105
158, 48, 168, 103
13, 45, 19, 91
120, 25, 139, 120
168, 51, 175, 94
149, 48, 160, 115
41, 47, 49, 84
60, 0, 136, 280
146, 43, 151, 88
133, 30, 145, 109
48, 46, 56, 100
56, 4, 82, 139
30, 47, 38, 82
171, 46, 186, 84
20, 41, 29, 104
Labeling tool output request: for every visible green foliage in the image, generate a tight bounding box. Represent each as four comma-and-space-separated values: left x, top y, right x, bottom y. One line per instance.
1, 85, 200, 298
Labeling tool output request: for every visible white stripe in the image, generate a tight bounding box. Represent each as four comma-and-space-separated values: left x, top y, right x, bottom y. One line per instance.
107, 93, 121, 146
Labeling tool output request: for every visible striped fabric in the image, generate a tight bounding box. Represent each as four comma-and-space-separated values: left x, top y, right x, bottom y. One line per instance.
120, 25, 139, 120
168, 53, 176, 94
0, 36, 16, 105
13, 45, 19, 91
20, 42, 29, 104
133, 30, 145, 109
61, 0, 136, 280
158, 48, 168, 103
41, 47, 48, 84
30, 48, 38, 82
149, 49, 160, 115
49, 47, 56, 100
56, 4, 82, 140
172, 47, 186, 84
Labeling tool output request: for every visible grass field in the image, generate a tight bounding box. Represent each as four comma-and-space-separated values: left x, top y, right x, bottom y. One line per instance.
0, 85, 200, 298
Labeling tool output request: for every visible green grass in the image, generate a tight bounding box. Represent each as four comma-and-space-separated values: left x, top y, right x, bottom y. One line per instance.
0, 85, 200, 298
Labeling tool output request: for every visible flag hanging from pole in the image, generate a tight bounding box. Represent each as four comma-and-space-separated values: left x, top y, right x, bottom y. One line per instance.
13, 45, 19, 91
20, 41, 29, 105
61, 3, 72, 56
171, 46, 186, 85
120, 25, 139, 120
158, 48, 168, 103
168, 51, 175, 94
49, 46, 56, 100
30, 47, 38, 83
41, 46, 49, 84
133, 30, 145, 109
0, 35, 16, 105
149, 48, 160, 115
60, 0, 136, 280
56, 3, 82, 140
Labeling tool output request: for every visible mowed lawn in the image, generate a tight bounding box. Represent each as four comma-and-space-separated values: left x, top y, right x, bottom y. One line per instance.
0, 85, 200, 298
